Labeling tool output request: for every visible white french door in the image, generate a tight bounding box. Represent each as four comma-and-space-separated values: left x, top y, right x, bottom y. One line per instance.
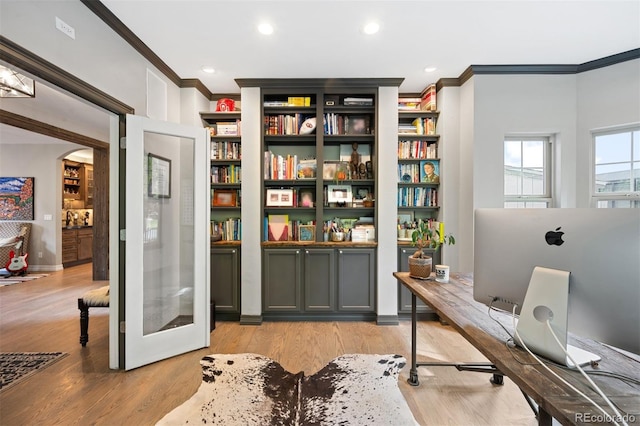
124, 114, 209, 370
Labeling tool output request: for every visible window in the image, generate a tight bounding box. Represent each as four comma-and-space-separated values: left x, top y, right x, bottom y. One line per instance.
593, 126, 640, 208
504, 136, 552, 208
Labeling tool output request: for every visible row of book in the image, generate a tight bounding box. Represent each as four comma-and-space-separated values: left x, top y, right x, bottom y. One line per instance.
208, 120, 241, 136
264, 152, 318, 180
324, 113, 371, 135
398, 140, 437, 159
264, 96, 312, 107
398, 187, 438, 207
211, 165, 241, 184
397, 164, 422, 183
210, 141, 241, 160
211, 218, 241, 241
264, 114, 311, 135
397, 84, 437, 111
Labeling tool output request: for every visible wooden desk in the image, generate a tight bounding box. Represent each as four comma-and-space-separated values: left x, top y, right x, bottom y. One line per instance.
394, 271, 640, 426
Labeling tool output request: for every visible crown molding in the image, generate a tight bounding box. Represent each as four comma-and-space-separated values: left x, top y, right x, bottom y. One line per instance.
436, 48, 640, 89
236, 78, 404, 89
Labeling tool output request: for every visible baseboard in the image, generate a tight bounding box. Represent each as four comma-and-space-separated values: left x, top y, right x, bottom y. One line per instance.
26, 264, 64, 272
376, 315, 399, 325
239, 314, 263, 325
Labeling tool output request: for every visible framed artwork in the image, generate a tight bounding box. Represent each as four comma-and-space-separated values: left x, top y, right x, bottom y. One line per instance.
298, 188, 314, 207
354, 186, 372, 200
266, 188, 295, 207
347, 116, 370, 134
298, 224, 315, 241
0, 177, 34, 220
212, 189, 238, 207
419, 160, 440, 184
327, 184, 352, 203
148, 153, 171, 198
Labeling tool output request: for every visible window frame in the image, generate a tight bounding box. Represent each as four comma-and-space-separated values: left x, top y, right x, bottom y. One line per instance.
503, 135, 553, 208
591, 124, 640, 208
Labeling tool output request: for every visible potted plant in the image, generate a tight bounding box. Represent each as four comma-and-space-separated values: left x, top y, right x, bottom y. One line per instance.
408, 221, 455, 279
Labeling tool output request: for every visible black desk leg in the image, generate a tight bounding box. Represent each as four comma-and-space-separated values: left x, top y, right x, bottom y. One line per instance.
408, 292, 420, 386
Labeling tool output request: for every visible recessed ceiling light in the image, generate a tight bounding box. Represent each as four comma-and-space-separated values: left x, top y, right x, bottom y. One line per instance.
258, 23, 274, 35
424, 67, 437, 73
362, 22, 379, 35
202, 66, 215, 74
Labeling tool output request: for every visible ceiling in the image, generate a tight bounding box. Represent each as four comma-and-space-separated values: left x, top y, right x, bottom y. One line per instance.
101, 0, 640, 94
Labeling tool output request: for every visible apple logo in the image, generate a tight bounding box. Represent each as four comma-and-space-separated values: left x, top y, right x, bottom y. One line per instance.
545, 227, 565, 246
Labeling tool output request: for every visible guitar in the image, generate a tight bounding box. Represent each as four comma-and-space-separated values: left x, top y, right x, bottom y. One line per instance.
5, 237, 28, 275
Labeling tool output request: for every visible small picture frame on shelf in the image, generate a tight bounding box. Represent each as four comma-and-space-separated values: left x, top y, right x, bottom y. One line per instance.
354, 186, 372, 200
347, 116, 370, 134
420, 160, 440, 183
298, 188, 314, 207
266, 188, 295, 207
327, 184, 352, 204
296, 159, 317, 179
298, 224, 315, 241
212, 189, 237, 207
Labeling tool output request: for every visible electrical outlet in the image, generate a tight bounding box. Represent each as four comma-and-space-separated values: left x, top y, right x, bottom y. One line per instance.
43, 214, 52, 221
38, 252, 43, 258
55, 17, 75, 39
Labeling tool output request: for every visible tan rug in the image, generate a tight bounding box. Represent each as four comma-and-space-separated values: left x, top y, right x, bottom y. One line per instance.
157, 353, 418, 425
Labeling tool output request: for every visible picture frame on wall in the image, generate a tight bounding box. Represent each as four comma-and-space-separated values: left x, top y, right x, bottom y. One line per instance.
0, 177, 34, 220
266, 188, 295, 207
148, 153, 171, 198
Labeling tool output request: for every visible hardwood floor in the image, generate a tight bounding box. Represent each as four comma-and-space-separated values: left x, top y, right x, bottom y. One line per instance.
0, 264, 537, 425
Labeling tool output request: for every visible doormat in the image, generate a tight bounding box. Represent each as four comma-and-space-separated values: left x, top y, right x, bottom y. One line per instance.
0, 352, 68, 391
0, 273, 49, 287
156, 353, 418, 425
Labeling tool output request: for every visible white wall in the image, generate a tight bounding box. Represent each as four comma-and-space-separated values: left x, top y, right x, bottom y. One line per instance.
576, 59, 640, 207
0, 142, 84, 271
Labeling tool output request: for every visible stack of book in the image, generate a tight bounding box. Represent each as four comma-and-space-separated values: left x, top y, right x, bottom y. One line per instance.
398, 97, 422, 111
343, 97, 373, 106
209, 121, 241, 136
420, 84, 437, 111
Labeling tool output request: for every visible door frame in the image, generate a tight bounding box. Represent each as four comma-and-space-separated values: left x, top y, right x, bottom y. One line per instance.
1, 36, 134, 369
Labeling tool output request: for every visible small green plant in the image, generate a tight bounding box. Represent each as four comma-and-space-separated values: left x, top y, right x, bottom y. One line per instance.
411, 221, 455, 258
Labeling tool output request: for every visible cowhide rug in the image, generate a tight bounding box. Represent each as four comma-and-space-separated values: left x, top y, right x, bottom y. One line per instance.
156, 353, 418, 425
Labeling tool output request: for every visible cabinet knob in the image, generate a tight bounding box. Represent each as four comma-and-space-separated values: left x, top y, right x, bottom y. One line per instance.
232, 250, 236, 253
339, 250, 343, 254
296, 250, 300, 255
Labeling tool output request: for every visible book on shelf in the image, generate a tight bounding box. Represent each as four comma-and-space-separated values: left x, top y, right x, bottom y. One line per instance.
211, 218, 241, 241
397, 187, 438, 207
209, 121, 241, 136
420, 84, 437, 111
323, 114, 371, 135
264, 151, 303, 180
211, 165, 241, 184
287, 96, 311, 107
398, 140, 437, 159
398, 97, 422, 111
210, 140, 241, 160
267, 214, 289, 241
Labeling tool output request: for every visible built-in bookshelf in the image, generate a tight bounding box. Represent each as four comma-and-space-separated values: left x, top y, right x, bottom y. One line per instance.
396, 93, 440, 237
201, 110, 242, 242
261, 89, 377, 244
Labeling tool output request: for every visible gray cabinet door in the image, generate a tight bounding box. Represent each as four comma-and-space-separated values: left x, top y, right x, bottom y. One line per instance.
263, 248, 302, 312
398, 247, 439, 313
211, 247, 239, 313
337, 248, 375, 312
304, 248, 336, 311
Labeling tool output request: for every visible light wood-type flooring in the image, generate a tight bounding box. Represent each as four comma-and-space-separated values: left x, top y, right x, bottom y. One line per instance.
0, 263, 537, 425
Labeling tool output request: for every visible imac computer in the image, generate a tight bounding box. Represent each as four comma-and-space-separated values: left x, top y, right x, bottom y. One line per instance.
473, 208, 640, 364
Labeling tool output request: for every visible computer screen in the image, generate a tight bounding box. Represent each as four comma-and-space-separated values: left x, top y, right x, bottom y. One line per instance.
473, 208, 640, 355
